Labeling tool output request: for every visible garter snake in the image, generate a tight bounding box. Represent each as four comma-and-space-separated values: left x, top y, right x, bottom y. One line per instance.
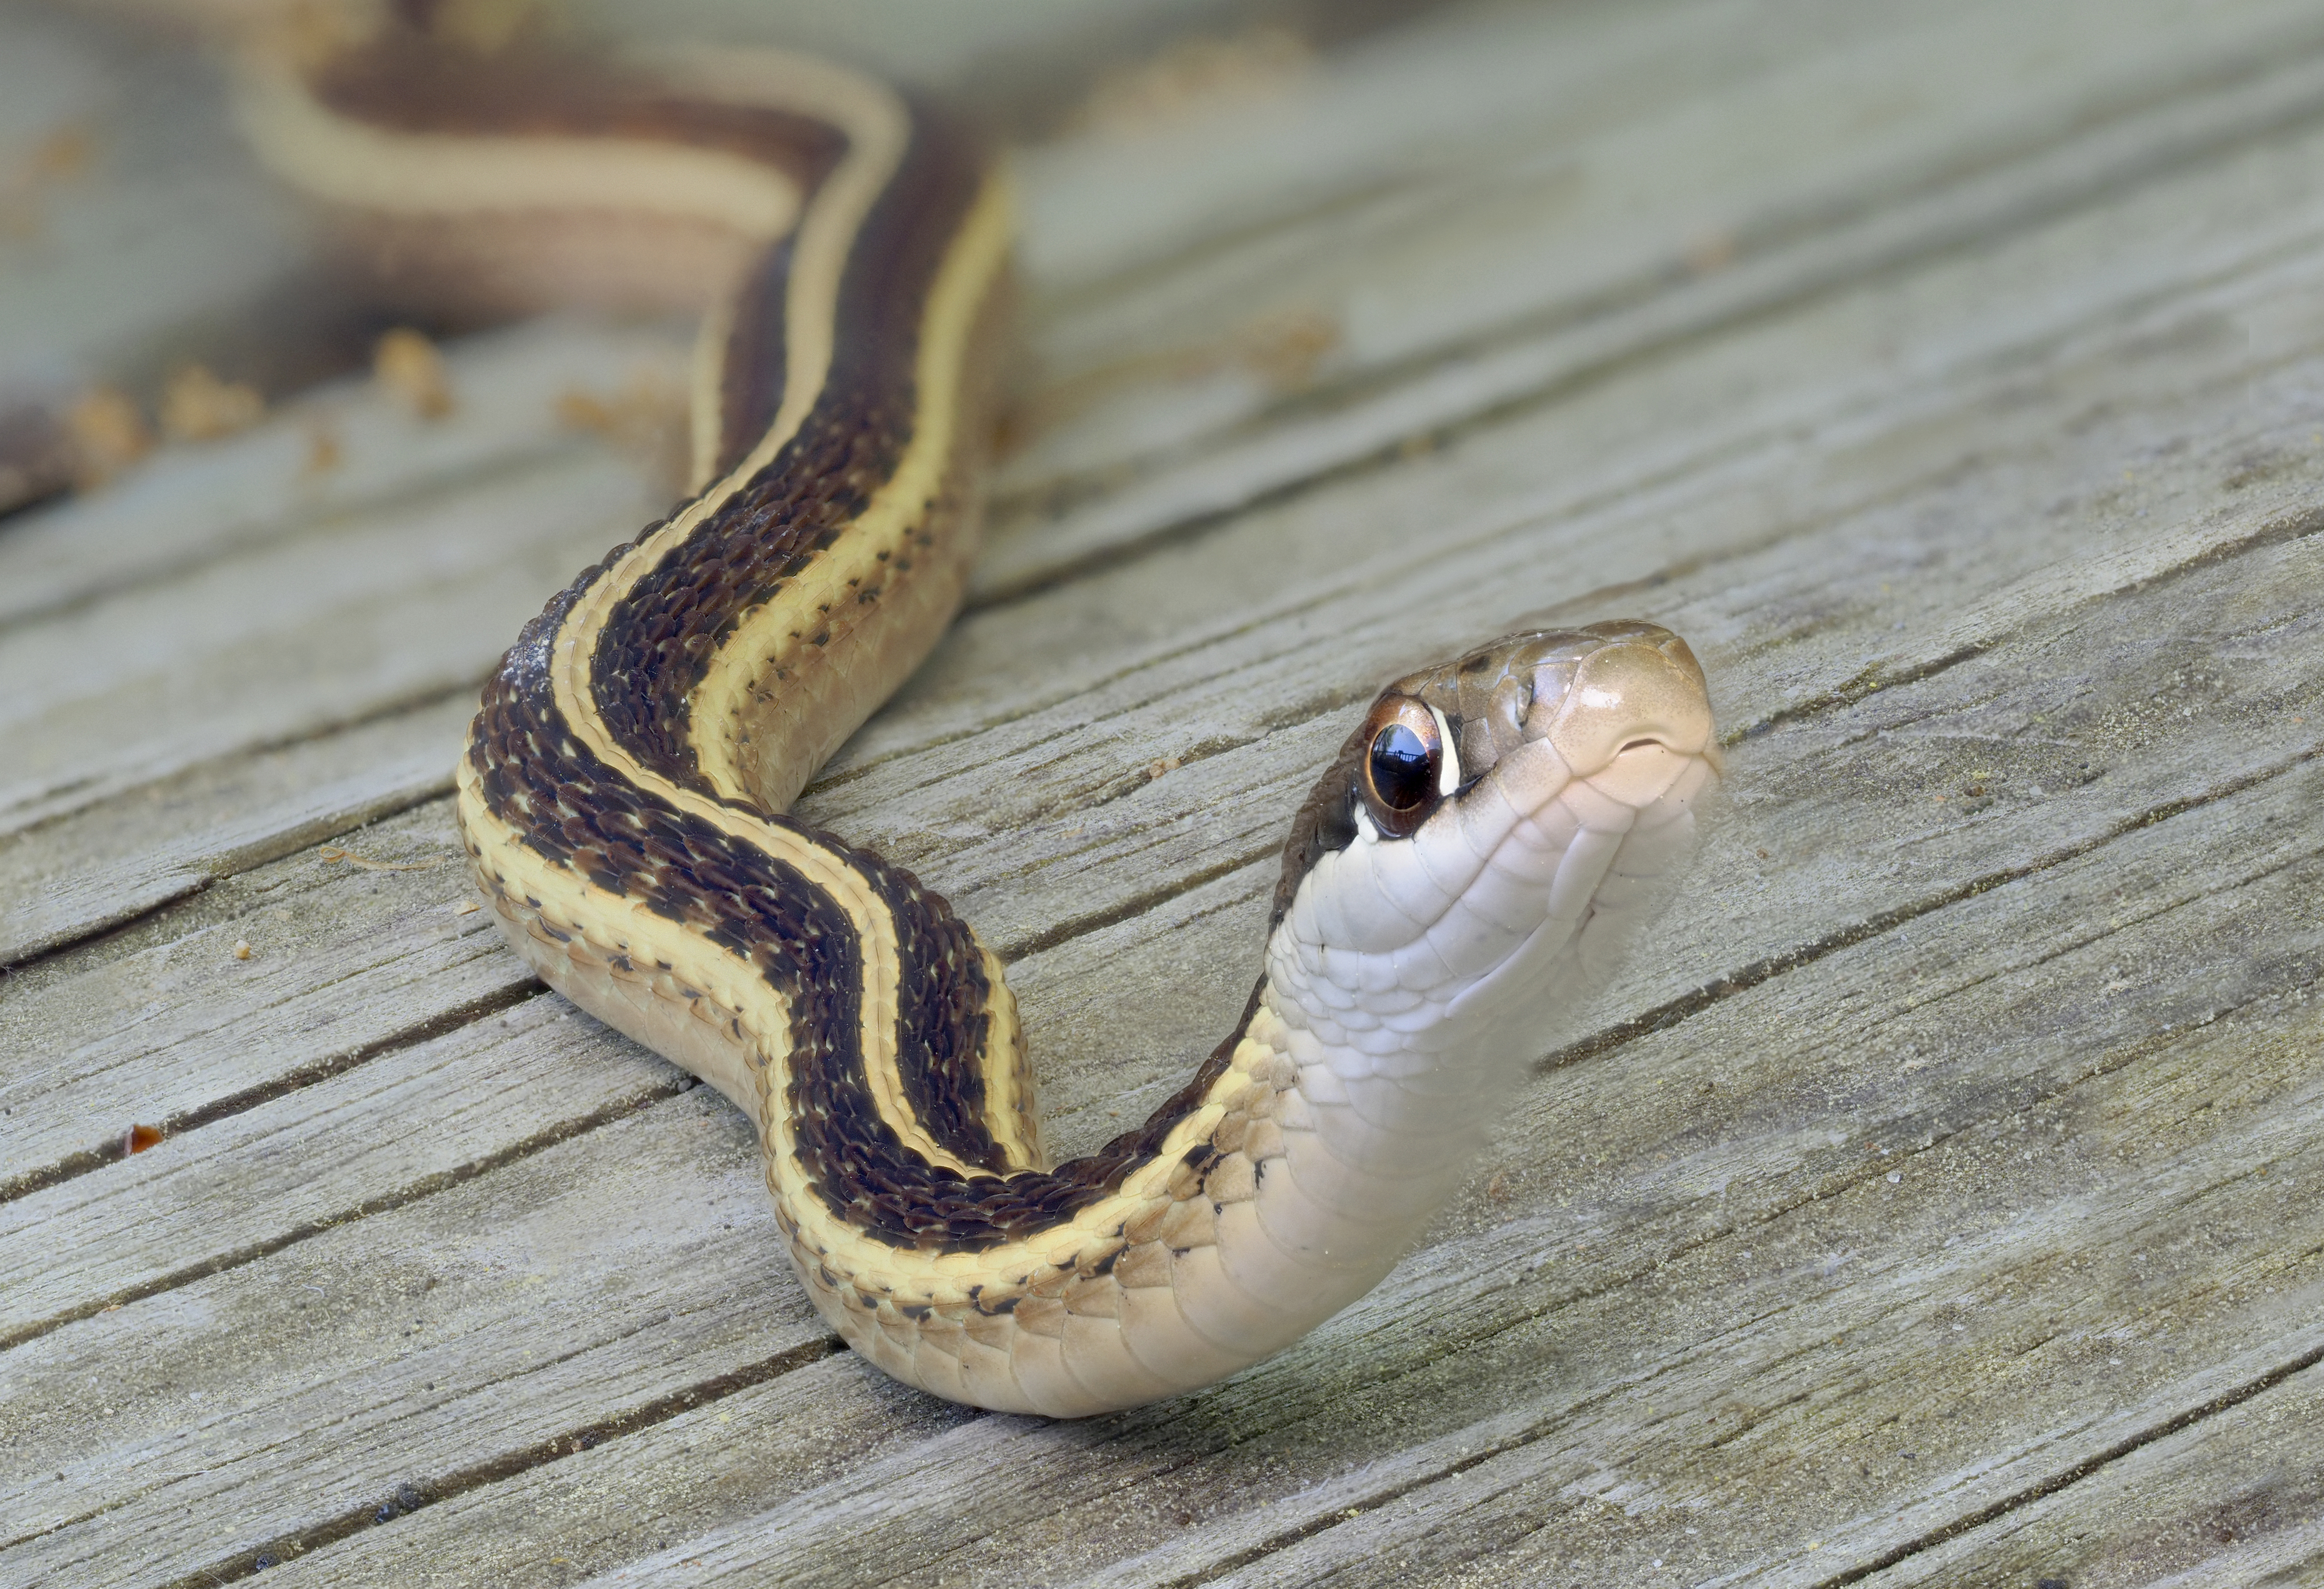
239, 16, 1720, 1418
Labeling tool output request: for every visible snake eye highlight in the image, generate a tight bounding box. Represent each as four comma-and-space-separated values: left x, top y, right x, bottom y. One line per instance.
1358, 695, 1444, 838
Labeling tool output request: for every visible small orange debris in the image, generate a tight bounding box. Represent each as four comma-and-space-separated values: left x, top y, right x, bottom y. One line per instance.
270, 0, 381, 71
374, 328, 455, 419
1237, 307, 1339, 392
1073, 25, 1311, 137
28, 125, 94, 184
160, 365, 264, 443
232, 939, 253, 960
318, 844, 437, 873
303, 422, 343, 476
124, 1123, 164, 1154
0, 122, 98, 240
556, 371, 687, 490
428, 0, 541, 54
62, 386, 151, 486
554, 388, 615, 433
1685, 230, 1738, 275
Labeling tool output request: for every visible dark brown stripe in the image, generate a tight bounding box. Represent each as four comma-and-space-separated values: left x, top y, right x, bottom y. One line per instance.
449, 46, 1272, 1256
588, 105, 980, 791
472, 558, 1279, 1249
713, 240, 794, 482
313, 30, 847, 195
1272, 724, 1368, 931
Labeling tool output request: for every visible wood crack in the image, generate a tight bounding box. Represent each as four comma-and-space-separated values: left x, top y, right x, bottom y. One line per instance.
1810, 1337, 2324, 1588
0, 981, 546, 1207
1537, 736, 2324, 1075
140, 1335, 845, 1589
999, 845, 1275, 962
0, 1071, 695, 1356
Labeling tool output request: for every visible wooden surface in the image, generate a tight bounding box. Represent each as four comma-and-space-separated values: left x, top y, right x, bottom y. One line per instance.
5, 1, 2324, 1584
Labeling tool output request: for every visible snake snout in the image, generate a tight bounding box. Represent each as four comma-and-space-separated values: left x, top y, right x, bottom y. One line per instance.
1537, 629, 1717, 782
1394, 621, 1719, 792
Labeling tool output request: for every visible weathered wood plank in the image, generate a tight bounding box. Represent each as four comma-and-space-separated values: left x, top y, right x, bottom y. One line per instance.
6, 1, 2324, 1584
0, 801, 529, 1191
0, 694, 467, 966
0, 1087, 850, 1589
0, 993, 694, 1344
12, 469, 2312, 1584
0, 440, 661, 836
1012, 0, 2323, 306
1860, 1363, 2324, 1588
980, 0, 2324, 594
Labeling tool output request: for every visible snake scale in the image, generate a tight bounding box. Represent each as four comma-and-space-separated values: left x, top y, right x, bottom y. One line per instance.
238, 13, 1720, 1417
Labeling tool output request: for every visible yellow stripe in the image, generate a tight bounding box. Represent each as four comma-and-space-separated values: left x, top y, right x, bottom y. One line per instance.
380, 46, 1124, 1304
234, 61, 801, 237
694, 174, 1015, 1175
686, 287, 739, 495
971, 939, 1042, 1170
688, 175, 1013, 808
538, 55, 928, 1172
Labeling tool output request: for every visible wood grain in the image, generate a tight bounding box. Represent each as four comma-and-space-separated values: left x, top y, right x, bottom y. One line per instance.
2, 1, 2320, 1586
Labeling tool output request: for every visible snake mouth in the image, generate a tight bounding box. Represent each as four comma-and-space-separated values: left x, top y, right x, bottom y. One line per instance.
1617, 732, 1724, 777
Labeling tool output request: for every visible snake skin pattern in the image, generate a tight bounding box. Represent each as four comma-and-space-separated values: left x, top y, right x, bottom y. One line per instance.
238, 16, 1720, 1415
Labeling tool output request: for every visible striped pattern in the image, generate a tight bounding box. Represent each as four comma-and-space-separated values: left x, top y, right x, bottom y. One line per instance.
242, 21, 1720, 1416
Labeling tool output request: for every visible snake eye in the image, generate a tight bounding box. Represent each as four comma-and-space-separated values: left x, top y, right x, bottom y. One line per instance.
1357, 695, 1448, 838
1370, 725, 1432, 808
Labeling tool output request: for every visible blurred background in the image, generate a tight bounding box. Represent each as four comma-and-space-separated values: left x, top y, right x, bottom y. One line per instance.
0, 0, 1441, 514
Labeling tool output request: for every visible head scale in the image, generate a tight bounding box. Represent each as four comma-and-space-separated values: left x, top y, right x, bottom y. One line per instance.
1268, 622, 1719, 1070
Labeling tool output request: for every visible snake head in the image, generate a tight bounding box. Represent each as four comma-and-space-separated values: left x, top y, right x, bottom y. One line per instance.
1268, 623, 1720, 1078
1389, 619, 1720, 805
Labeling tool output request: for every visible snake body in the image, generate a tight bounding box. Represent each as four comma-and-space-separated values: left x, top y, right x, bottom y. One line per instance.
241, 21, 1720, 1416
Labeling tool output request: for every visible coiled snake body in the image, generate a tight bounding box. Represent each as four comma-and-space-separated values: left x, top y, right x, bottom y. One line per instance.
241, 23, 1720, 1417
